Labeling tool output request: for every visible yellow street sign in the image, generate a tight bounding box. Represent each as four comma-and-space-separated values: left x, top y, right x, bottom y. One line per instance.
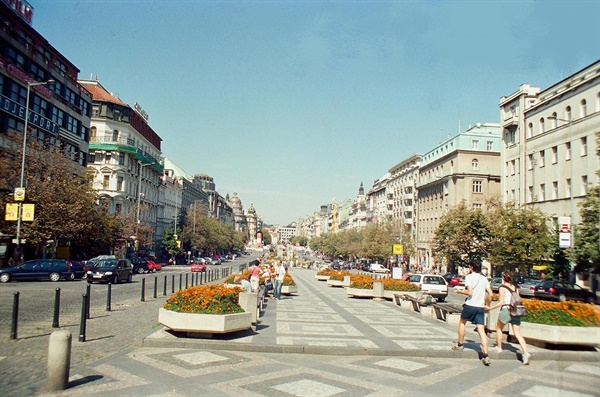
5, 203, 18, 221
22, 204, 35, 221
392, 244, 404, 255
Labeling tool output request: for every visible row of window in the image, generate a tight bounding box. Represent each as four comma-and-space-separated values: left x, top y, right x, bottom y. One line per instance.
527, 96, 598, 138
505, 137, 588, 176
524, 175, 589, 202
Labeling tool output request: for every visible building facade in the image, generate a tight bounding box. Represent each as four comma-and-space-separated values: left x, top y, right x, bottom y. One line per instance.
416, 123, 502, 272
499, 61, 600, 231
388, 154, 421, 251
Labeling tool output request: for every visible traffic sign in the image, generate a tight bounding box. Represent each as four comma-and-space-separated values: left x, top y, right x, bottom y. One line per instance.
14, 187, 25, 202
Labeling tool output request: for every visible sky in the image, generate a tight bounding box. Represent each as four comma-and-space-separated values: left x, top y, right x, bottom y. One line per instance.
31, 1, 599, 225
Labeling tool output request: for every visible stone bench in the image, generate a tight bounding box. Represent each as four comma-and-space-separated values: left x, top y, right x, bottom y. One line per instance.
395, 293, 434, 317
433, 302, 462, 325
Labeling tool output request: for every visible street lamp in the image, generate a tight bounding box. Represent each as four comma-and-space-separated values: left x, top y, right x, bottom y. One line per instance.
15, 79, 55, 249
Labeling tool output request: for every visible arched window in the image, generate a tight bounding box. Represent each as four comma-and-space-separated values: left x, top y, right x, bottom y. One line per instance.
471, 158, 479, 171
527, 123, 533, 138
112, 129, 119, 142
580, 99, 587, 117
550, 112, 558, 129
90, 126, 97, 142
540, 117, 545, 133
565, 106, 572, 121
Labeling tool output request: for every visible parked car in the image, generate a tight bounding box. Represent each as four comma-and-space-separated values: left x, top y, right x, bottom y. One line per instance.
442, 273, 461, 287
147, 260, 162, 272
490, 277, 503, 293
131, 258, 151, 274
517, 280, 542, 298
191, 262, 206, 272
0, 259, 84, 283
408, 274, 448, 302
534, 280, 597, 303
361, 263, 372, 272
86, 259, 133, 284
370, 263, 390, 274
205, 257, 221, 266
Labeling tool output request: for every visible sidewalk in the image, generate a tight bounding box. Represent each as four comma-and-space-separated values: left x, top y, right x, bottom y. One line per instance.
5, 268, 599, 396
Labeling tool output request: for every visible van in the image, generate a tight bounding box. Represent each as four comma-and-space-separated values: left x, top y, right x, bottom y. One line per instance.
408, 274, 448, 302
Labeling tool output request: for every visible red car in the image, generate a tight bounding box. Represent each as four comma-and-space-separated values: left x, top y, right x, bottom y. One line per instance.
147, 260, 162, 272
191, 262, 206, 272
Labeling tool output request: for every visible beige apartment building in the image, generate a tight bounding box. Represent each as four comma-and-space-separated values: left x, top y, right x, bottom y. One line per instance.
499, 61, 600, 230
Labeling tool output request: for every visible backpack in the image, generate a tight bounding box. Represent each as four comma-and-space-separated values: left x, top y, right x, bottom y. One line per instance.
501, 285, 527, 317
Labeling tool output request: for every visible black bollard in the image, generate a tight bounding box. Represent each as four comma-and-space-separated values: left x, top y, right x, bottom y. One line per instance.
185, 273, 189, 289
141, 278, 146, 302
196, 272, 199, 285
163, 275, 167, 296
153, 276, 157, 299
52, 288, 61, 328
179, 274, 182, 291
85, 284, 91, 319
79, 293, 87, 342
106, 283, 112, 311
10, 292, 20, 340
171, 274, 175, 293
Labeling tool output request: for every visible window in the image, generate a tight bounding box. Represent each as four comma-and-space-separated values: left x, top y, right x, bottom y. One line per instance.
51, 107, 64, 127
32, 95, 48, 117
473, 203, 483, 210
551, 146, 558, 164
565, 106, 572, 121
582, 175, 588, 195
88, 151, 96, 164
527, 123, 533, 138
527, 154, 534, 170
528, 186, 533, 202
9, 81, 27, 105
90, 126, 97, 142
539, 150, 545, 167
566, 179, 571, 197
102, 175, 110, 190
117, 177, 123, 191
581, 99, 587, 117
540, 118, 545, 133
550, 112, 557, 129
471, 159, 479, 171
118, 153, 125, 165
473, 180, 482, 193
486, 141, 493, 151
472, 140, 479, 150
581, 137, 587, 156
552, 181, 558, 200
112, 130, 119, 142
539, 184, 545, 201
510, 160, 515, 175
565, 142, 571, 161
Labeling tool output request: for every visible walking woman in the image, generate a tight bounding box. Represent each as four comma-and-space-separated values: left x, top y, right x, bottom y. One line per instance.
487, 271, 531, 365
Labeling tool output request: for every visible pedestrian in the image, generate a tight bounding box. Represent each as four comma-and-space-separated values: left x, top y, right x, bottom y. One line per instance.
487, 271, 531, 365
249, 260, 263, 292
273, 261, 286, 299
234, 275, 252, 293
452, 260, 494, 366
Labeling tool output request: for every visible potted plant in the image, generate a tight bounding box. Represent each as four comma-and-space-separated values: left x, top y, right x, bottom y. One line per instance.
159, 284, 253, 337
281, 273, 298, 295
347, 274, 377, 298
381, 278, 422, 300
315, 268, 333, 281
327, 270, 352, 287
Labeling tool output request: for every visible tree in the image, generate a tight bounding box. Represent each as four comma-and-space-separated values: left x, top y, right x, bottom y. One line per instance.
432, 201, 491, 268
358, 222, 399, 262
572, 185, 600, 273
290, 236, 309, 247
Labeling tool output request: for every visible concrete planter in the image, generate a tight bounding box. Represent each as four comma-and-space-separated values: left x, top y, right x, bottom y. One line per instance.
158, 308, 252, 338
346, 287, 374, 298
281, 285, 298, 295
315, 275, 330, 281
327, 279, 345, 287
512, 322, 600, 346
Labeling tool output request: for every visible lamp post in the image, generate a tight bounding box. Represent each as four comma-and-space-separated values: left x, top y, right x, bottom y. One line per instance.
15, 79, 55, 249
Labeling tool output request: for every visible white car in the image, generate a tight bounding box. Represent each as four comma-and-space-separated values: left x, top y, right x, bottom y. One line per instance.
408, 274, 448, 301
370, 264, 390, 274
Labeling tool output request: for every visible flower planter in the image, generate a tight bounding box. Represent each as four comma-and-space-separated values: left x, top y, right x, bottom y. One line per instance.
346, 287, 374, 298
315, 275, 330, 281
281, 285, 298, 295
327, 279, 345, 287
511, 321, 600, 346
158, 308, 253, 338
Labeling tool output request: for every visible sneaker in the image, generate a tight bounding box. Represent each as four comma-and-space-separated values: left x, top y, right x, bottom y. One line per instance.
523, 353, 532, 365
493, 346, 503, 354
481, 356, 491, 366
451, 342, 464, 351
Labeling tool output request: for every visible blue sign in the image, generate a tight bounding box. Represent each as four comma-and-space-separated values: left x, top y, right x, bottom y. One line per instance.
1, 95, 59, 134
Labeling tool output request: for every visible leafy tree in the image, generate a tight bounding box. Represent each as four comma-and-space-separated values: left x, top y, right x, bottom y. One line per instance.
260, 228, 272, 246
432, 201, 491, 268
162, 228, 181, 256
290, 235, 309, 247
358, 221, 399, 262
572, 185, 600, 273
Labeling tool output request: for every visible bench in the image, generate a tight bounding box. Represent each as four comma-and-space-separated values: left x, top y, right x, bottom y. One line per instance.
433, 302, 462, 324
395, 293, 433, 313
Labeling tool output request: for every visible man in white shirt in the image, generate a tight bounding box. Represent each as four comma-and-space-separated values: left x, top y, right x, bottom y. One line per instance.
452, 260, 494, 366
273, 261, 286, 299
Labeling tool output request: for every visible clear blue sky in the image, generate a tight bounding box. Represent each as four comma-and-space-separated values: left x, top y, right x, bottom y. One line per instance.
33, 1, 599, 225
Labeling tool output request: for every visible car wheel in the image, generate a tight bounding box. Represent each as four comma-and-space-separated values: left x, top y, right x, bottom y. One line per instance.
559, 294, 567, 302
49, 272, 61, 282
0, 273, 10, 283
152, 268, 156, 273
68, 272, 75, 281
586, 296, 595, 303
127, 273, 132, 283
113, 275, 119, 284
136, 267, 144, 274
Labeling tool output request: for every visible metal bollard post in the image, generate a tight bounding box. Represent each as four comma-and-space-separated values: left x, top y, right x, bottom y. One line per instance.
106, 283, 112, 311
52, 288, 61, 328
185, 273, 189, 289
153, 276, 157, 299
172, 274, 175, 293
79, 294, 87, 342
190, 272, 194, 287
47, 330, 71, 391
10, 292, 20, 340
179, 274, 182, 290
141, 278, 146, 302
85, 284, 91, 319
196, 272, 199, 285
163, 275, 167, 296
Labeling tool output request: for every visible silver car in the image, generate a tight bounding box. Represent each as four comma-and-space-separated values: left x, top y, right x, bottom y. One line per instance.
518, 280, 542, 297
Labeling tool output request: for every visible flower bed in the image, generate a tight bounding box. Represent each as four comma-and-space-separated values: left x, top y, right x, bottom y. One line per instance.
522, 300, 600, 327
224, 270, 252, 285
349, 274, 375, 289
163, 284, 244, 314
329, 271, 352, 281
316, 268, 335, 276
382, 279, 420, 292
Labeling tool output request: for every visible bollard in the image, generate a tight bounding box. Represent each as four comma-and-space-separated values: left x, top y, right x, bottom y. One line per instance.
106, 283, 112, 311
153, 276, 157, 299
196, 272, 199, 285
79, 294, 87, 342
85, 284, 91, 319
141, 278, 146, 302
52, 288, 61, 328
185, 273, 189, 289
47, 330, 71, 391
171, 274, 175, 293
179, 274, 182, 291
163, 275, 167, 296
10, 291, 20, 340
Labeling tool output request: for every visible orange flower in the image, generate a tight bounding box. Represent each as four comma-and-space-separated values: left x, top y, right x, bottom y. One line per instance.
163, 284, 244, 314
